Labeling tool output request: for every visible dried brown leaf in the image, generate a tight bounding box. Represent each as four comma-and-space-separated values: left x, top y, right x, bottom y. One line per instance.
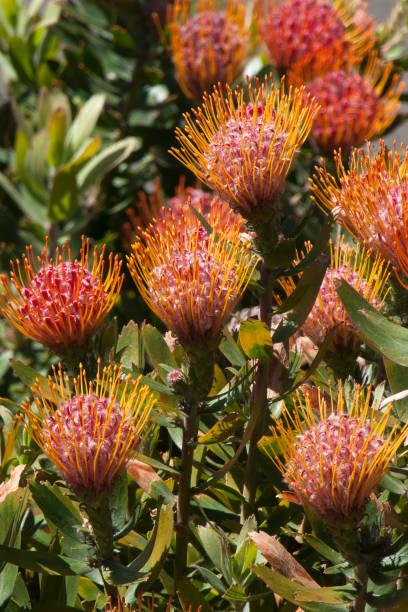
249, 530, 319, 589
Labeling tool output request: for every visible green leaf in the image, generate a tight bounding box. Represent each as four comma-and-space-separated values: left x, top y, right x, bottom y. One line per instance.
252, 565, 352, 611
8, 36, 34, 81
48, 167, 78, 221
65, 94, 105, 158
10, 360, 53, 400
193, 565, 226, 594
220, 330, 246, 367
0, 544, 91, 576
273, 255, 329, 343
65, 137, 101, 173
268, 238, 297, 268
197, 526, 224, 574
0, 489, 23, 606
105, 505, 173, 586
22, 128, 49, 201
383, 358, 408, 415
224, 583, 247, 602
0, 171, 46, 224
110, 472, 128, 535
198, 412, 242, 444
47, 108, 67, 168
239, 319, 273, 361
143, 324, 177, 383
337, 280, 408, 366
77, 137, 139, 191
29, 481, 91, 560
117, 321, 144, 371
111, 25, 136, 50
177, 577, 213, 612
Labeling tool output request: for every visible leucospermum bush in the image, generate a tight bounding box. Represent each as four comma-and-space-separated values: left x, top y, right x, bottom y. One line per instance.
165, 0, 250, 100
1, 0, 408, 610
258, 0, 376, 78
262, 383, 408, 524
0, 237, 123, 363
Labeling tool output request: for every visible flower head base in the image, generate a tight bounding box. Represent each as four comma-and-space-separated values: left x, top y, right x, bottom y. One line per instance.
258, 0, 375, 78
277, 237, 390, 352
297, 54, 403, 153
171, 76, 319, 221
123, 177, 244, 247
0, 237, 123, 356
310, 141, 408, 287
165, 0, 249, 100
262, 383, 408, 520
21, 362, 156, 498
128, 208, 258, 350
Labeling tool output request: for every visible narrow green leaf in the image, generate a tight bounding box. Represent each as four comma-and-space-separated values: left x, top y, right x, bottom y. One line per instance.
47, 108, 67, 168
220, 330, 246, 367
77, 137, 139, 191
0, 544, 91, 576
197, 526, 224, 573
0, 172, 46, 224
273, 255, 329, 343
65, 94, 105, 158
252, 565, 352, 611
337, 280, 408, 366
383, 358, 408, 415
198, 412, 242, 444
239, 319, 273, 361
64, 137, 101, 173
193, 565, 226, 594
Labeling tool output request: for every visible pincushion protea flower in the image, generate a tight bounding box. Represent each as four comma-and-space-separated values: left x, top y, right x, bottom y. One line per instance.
20, 362, 155, 499
165, 0, 249, 100
0, 237, 123, 356
261, 383, 408, 520
123, 177, 244, 247
258, 0, 375, 78
296, 53, 403, 153
310, 140, 408, 287
171, 76, 319, 225
277, 237, 390, 353
127, 208, 258, 351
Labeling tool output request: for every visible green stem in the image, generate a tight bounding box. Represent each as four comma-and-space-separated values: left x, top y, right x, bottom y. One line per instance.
174, 350, 214, 587
83, 493, 115, 561
242, 263, 276, 519
174, 398, 200, 586
352, 564, 368, 612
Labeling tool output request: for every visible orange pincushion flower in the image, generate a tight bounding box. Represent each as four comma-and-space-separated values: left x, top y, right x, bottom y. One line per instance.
296, 53, 403, 153
258, 0, 376, 78
277, 237, 390, 351
170, 76, 319, 220
165, 0, 250, 100
20, 362, 156, 498
127, 208, 258, 349
0, 237, 123, 355
123, 177, 245, 247
261, 383, 408, 520
310, 140, 408, 287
